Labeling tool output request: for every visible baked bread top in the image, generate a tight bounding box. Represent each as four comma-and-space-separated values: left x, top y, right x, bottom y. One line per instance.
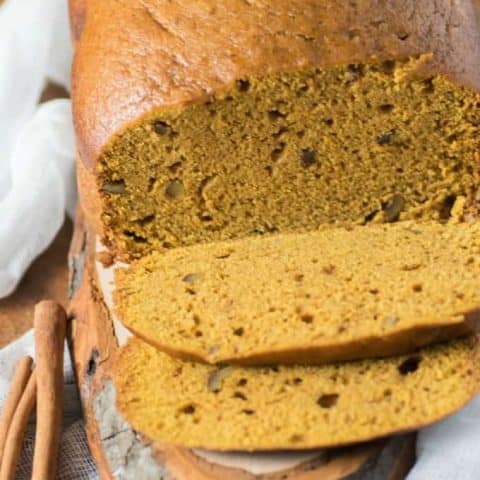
72, 0, 480, 170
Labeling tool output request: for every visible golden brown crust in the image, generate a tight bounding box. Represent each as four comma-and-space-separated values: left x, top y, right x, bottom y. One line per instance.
127, 321, 475, 367
76, 156, 104, 239
68, 0, 87, 43
72, 0, 480, 171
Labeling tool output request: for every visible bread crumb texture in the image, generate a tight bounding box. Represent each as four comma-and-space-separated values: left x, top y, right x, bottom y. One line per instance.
114, 336, 480, 450
115, 221, 480, 365
98, 57, 479, 258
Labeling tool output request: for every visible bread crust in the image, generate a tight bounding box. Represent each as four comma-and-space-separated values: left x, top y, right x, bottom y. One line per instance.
126, 320, 477, 367
76, 155, 104, 238
68, 0, 87, 43
72, 0, 480, 171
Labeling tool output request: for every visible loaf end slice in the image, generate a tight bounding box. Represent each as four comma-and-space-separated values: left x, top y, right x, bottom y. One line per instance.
114, 336, 480, 451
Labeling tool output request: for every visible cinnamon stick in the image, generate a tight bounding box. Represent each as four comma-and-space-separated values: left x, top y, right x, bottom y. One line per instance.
0, 356, 33, 466
0, 370, 36, 480
32, 301, 67, 480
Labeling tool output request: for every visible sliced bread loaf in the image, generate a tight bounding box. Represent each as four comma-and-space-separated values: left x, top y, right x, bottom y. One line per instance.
114, 221, 480, 366
114, 336, 480, 451
74, 1, 480, 259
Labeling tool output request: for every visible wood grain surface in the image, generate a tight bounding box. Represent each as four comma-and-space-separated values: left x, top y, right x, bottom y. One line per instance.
0, 220, 72, 349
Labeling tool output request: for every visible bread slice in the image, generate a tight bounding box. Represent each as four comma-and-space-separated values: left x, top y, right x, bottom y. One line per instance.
114, 336, 480, 451
114, 221, 480, 366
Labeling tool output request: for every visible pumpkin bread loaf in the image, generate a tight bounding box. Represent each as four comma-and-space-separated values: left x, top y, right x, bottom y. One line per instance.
114, 221, 480, 366
114, 336, 480, 451
72, 0, 480, 463
73, 0, 480, 259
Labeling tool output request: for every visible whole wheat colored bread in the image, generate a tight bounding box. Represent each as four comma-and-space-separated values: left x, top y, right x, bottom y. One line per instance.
72, 0, 480, 259
114, 221, 480, 366
114, 336, 480, 451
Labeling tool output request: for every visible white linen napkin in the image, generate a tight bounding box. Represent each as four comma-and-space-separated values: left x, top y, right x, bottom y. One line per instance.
0, 0, 76, 298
